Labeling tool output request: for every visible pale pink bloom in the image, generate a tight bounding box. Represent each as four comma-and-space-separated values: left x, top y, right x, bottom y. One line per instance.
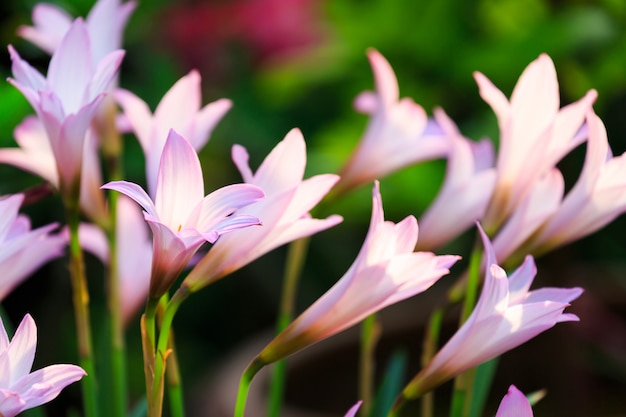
183, 128, 342, 291
18, 0, 136, 65
115, 70, 232, 197
0, 116, 108, 224
102, 129, 264, 299
0, 314, 86, 417
524, 111, 626, 255
335, 49, 450, 195
416, 108, 496, 250
75, 196, 152, 324
492, 169, 564, 262
402, 224, 582, 399
0, 194, 66, 301
496, 385, 533, 417
256, 182, 459, 364
344, 401, 362, 417
8, 19, 124, 199
477, 54, 597, 231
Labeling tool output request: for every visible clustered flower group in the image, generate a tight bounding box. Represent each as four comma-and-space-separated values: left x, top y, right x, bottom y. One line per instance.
0, 0, 622, 416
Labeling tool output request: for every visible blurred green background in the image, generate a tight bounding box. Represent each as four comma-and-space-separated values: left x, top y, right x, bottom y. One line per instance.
1, 0, 626, 416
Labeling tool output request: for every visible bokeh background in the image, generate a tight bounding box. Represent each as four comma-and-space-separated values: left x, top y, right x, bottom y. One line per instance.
0, 0, 626, 416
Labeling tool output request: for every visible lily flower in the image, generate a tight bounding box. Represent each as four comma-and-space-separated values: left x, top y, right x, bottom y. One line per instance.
102, 129, 264, 299
334, 49, 450, 196
523, 111, 626, 256
401, 224, 582, 399
0, 314, 86, 417
416, 108, 496, 250
8, 18, 124, 201
183, 128, 342, 291
0, 194, 66, 301
18, 0, 136, 65
115, 70, 232, 197
254, 182, 459, 364
0, 116, 108, 225
496, 385, 533, 417
477, 53, 597, 231
74, 196, 153, 324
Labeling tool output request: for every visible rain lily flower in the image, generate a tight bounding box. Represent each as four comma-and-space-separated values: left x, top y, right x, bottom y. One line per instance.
183, 128, 342, 291
115, 70, 232, 197
74, 196, 152, 324
334, 49, 450, 196
416, 108, 496, 250
0, 314, 86, 417
18, 0, 136, 66
0, 194, 66, 301
401, 224, 582, 399
254, 182, 459, 364
521, 111, 626, 256
0, 116, 108, 225
496, 385, 533, 417
8, 18, 124, 200
477, 53, 597, 231
102, 129, 264, 299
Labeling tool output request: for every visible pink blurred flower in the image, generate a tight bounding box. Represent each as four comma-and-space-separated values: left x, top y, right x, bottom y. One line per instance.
477, 54, 597, 231
0, 194, 66, 301
8, 19, 124, 200
115, 70, 231, 197
183, 128, 342, 291
256, 182, 459, 364
0, 116, 108, 224
18, 0, 136, 65
496, 385, 533, 417
335, 49, 450, 196
76, 196, 152, 324
102, 129, 264, 299
344, 401, 362, 417
416, 108, 496, 250
402, 224, 582, 399
0, 314, 86, 417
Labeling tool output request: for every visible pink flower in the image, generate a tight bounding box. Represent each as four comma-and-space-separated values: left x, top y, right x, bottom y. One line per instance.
344, 401, 362, 417
335, 49, 450, 195
75, 196, 152, 324
8, 19, 124, 200
402, 224, 582, 399
115, 70, 232, 197
525, 111, 626, 255
18, 0, 136, 65
477, 54, 597, 231
0, 314, 86, 417
416, 109, 496, 250
256, 182, 459, 364
0, 194, 66, 301
496, 385, 533, 417
0, 116, 108, 224
102, 129, 264, 299
183, 128, 342, 291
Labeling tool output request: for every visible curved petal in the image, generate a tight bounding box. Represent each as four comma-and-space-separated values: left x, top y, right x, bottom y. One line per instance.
101, 180, 157, 218
12, 364, 85, 410
6, 315, 37, 385
496, 385, 533, 417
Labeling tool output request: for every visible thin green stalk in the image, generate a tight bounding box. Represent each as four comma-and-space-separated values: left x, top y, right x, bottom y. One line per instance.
359, 314, 381, 417
267, 237, 310, 417
151, 288, 189, 417
420, 307, 444, 417
165, 332, 185, 417
105, 189, 127, 417
450, 238, 483, 417
66, 205, 99, 417
143, 297, 160, 417
235, 358, 265, 417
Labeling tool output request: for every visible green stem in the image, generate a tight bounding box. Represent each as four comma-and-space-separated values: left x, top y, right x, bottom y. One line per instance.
105, 189, 127, 417
450, 238, 483, 417
235, 357, 265, 417
420, 307, 444, 417
66, 205, 99, 417
359, 314, 381, 417
267, 237, 310, 417
143, 297, 160, 417
165, 331, 185, 417
150, 288, 189, 417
